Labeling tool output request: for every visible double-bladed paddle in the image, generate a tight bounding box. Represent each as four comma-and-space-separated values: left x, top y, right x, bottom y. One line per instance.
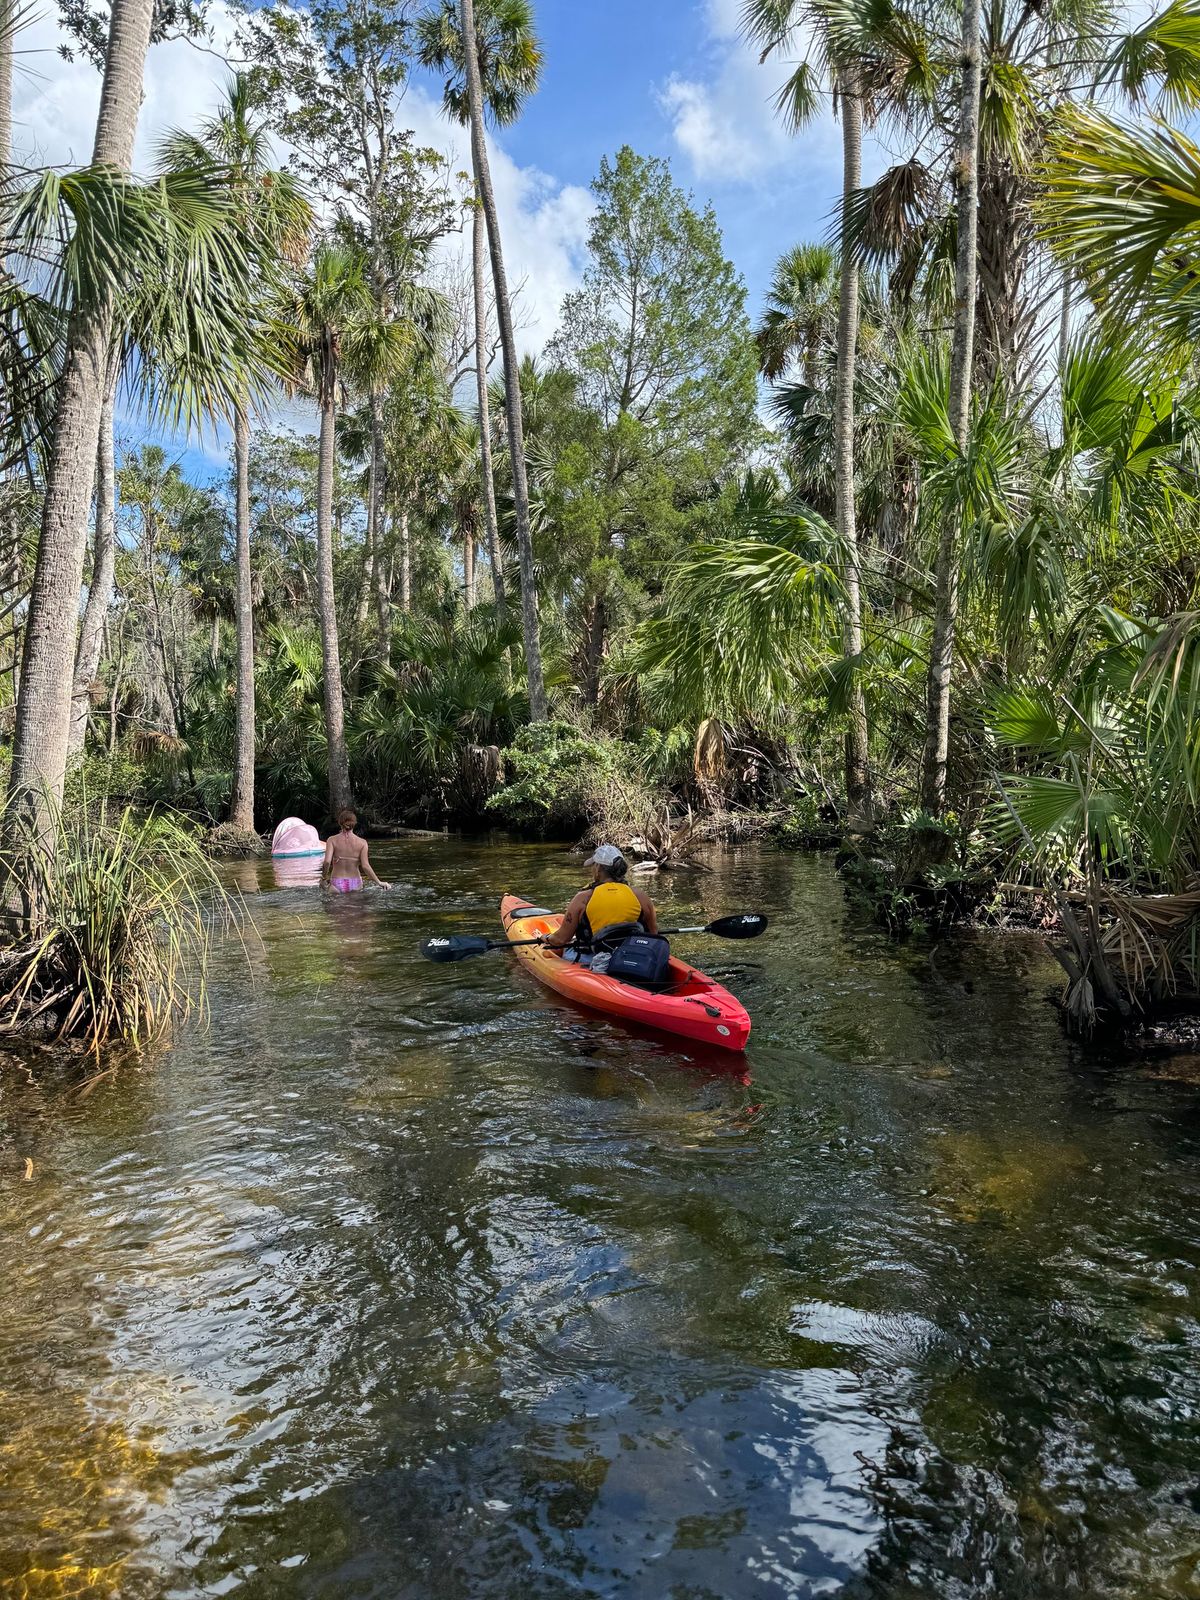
420, 912, 768, 965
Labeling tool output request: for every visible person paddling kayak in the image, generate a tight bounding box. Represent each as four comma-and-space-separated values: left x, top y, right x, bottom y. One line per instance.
544, 845, 656, 968
322, 810, 391, 893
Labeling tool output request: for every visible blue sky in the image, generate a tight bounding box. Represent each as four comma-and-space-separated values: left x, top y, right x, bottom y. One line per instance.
12, 0, 876, 481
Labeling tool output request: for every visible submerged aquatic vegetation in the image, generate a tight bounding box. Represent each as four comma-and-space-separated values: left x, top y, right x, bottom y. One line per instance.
0, 800, 239, 1054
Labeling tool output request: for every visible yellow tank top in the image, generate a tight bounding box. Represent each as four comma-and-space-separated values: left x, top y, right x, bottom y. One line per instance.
584, 881, 643, 938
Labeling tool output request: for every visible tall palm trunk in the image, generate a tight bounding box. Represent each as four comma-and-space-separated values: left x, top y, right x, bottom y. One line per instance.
228, 401, 256, 831
316, 387, 353, 817
472, 201, 506, 619
7, 0, 155, 829
0, 0, 13, 170
67, 372, 119, 757
399, 506, 411, 611
464, 526, 475, 609
460, 0, 546, 720
834, 70, 871, 827
373, 507, 391, 662
920, 0, 982, 816
0, 0, 13, 489
582, 593, 605, 707
367, 387, 390, 658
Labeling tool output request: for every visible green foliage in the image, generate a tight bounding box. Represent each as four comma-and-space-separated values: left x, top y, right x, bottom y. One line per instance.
635, 471, 845, 723
1041, 109, 1200, 353
485, 720, 630, 830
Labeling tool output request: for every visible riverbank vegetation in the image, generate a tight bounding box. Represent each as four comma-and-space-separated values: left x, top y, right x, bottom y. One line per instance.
3, 0, 1200, 1033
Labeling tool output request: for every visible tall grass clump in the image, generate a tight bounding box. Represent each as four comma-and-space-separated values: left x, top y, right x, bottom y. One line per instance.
0, 800, 237, 1054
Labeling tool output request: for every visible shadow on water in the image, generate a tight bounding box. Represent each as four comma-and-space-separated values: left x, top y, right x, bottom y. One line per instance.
1, 839, 1200, 1597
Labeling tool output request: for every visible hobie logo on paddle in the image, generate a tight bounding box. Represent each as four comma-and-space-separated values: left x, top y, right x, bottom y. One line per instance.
428, 938, 451, 949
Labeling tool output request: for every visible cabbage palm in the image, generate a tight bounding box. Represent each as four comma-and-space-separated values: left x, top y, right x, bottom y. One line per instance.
67, 359, 118, 756
1040, 108, 1200, 353
418, 0, 547, 720
6, 0, 157, 831
161, 74, 311, 831
636, 473, 846, 723
279, 239, 411, 816
417, 0, 543, 628
7, 172, 264, 847
756, 242, 839, 388
742, 0, 915, 823
920, 0, 981, 817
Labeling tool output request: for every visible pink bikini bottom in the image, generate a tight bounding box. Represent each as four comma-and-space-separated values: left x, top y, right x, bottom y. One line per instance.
331, 877, 363, 893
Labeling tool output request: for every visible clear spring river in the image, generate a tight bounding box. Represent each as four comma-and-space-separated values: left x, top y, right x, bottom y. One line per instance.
2, 840, 1200, 1600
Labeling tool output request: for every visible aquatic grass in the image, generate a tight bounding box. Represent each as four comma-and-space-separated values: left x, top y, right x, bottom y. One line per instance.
0, 798, 239, 1054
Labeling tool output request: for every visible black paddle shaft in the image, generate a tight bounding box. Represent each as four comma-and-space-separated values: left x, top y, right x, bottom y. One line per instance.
419, 912, 767, 964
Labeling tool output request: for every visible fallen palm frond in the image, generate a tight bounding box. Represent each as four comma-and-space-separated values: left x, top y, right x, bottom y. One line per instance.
0, 798, 240, 1055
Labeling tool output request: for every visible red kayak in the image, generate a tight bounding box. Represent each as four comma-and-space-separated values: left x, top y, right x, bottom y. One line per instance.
500, 894, 751, 1052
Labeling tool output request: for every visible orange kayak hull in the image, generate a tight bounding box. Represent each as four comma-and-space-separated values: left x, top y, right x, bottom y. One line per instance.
500, 895, 751, 1052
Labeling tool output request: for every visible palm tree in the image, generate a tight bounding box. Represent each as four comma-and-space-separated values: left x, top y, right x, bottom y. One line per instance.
6, 0, 157, 828
920, 0, 982, 816
418, 0, 542, 628
1040, 109, 1200, 353
418, 0, 547, 720
743, 0, 894, 825
67, 357, 119, 756
161, 75, 311, 834
756, 243, 838, 388
281, 240, 409, 817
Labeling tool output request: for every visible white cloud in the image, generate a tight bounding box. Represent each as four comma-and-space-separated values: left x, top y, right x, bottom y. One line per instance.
656, 0, 843, 184
704, 0, 746, 38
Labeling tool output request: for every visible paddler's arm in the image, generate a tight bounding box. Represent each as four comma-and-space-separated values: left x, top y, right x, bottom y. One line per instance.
320, 838, 334, 887
635, 888, 657, 935
545, 892, 587, 949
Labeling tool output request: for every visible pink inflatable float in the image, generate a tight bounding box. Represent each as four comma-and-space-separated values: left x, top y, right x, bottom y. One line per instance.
271, 817, 324, 858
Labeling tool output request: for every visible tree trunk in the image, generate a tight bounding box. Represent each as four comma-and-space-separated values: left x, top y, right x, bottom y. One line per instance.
6, 0, 155, 832
228, 401, 256, 831
472, 199, 506, 619
316, 393, 353, 818
920, 0, 981, 816
67, 373, 118, 757
108, 612, 125, 750
461, 0, 546, 719
354, 524, 373, 640
0, 0, 13, 170
804, 324, 819, 392
366, 387, 389, 657
464, 526, 475, 610
834, 71, 871, 829
582, 591, 605, 708
374, 506, 391, 662
398, 506, 411, 612
974, 157, 1033, 392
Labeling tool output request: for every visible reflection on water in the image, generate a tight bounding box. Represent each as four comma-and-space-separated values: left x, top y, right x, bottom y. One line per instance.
269, 856, 322, 891
2, 840, 1200, 1598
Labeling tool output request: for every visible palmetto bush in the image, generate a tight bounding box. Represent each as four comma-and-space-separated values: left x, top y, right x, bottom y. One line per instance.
0, 799, 235, 1053
352, 607, 528, 815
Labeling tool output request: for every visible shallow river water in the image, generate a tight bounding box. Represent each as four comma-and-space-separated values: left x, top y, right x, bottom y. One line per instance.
2, 840, 1200, 1599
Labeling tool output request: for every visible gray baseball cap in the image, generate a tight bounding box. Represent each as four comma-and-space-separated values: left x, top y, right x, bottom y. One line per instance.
585, 844, 625, 868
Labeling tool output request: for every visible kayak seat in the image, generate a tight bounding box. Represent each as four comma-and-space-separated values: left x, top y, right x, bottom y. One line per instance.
588, 920, 644, 955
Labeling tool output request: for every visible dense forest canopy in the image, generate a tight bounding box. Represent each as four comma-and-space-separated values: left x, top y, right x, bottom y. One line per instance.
3, 0, 1200, 1030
